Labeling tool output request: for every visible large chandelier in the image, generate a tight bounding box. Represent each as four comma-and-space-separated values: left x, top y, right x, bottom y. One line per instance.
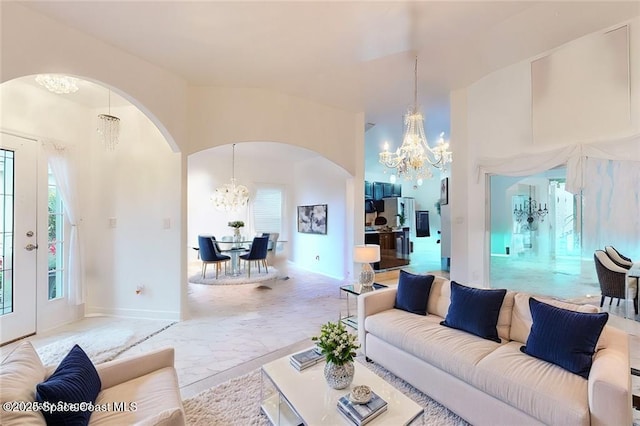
212, 144, 249, 212
35, 74, 79, 94
513, 187, 548, 231
97, 90, 120, 151
379, 57, 452, 181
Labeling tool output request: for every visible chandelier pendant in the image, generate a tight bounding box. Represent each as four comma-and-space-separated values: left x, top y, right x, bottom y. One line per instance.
97, 90, 120, 150
379, 57, 452, 181
35, 74, 79, 94
212, 144, 249, 212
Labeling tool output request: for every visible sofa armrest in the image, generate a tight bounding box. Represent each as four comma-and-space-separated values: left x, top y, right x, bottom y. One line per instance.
357, 288, 397, 356
95, 347, 175, 390
588, 326, 631, 426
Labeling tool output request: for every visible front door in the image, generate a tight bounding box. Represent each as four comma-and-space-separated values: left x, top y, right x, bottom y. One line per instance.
1, 132, 38, 344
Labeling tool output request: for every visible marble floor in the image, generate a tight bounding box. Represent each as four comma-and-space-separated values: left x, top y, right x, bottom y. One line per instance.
4, 256, 640, 402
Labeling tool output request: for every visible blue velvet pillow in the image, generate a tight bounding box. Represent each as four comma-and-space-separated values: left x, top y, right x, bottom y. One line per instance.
394, 271, 435, 316
520, 298, 608, 379
440, 281, 506, 342
36, 344, 102, 426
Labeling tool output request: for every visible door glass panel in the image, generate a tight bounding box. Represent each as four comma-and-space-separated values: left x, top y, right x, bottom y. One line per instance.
1, 149, 15, 315
48, 167, 64, 300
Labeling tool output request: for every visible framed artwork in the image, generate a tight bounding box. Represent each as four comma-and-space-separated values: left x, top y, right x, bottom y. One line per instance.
440, 178, 449, 205
297, 204, 327, 234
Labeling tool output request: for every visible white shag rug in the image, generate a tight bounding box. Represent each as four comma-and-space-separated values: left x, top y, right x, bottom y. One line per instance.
35, 323, 175, 366
183, 358, 468, 426
189, 267, 281, 286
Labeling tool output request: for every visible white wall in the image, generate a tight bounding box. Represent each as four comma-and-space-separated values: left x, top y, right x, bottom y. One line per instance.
451, 17, 640, 286
292, 158, 351, 280
188, 87, 360, 176
1, 80, 183, 322
83, 105, 182, 319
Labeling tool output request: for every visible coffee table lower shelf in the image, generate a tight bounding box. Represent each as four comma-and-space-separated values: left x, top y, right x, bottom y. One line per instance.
260, 393, 302, 426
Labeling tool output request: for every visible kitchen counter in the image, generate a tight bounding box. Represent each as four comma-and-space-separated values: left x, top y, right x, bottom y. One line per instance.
364, 227, 410, 270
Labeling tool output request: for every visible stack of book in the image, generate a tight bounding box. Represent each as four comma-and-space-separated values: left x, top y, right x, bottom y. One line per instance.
337, 390, 387, 425
289, 347, 324, 371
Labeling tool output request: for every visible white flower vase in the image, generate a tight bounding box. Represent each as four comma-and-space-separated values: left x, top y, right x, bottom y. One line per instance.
233, 228, 242, 244
324, 360, 354, 389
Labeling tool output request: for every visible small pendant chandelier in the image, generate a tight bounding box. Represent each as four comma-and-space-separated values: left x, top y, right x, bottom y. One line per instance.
379, 57, 452, 181
97, 89, 120, 151
212, 144, 249, 211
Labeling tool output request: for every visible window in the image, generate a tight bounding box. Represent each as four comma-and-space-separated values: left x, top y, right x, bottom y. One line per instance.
48, 167, 64, 300
253, 186, 284, 236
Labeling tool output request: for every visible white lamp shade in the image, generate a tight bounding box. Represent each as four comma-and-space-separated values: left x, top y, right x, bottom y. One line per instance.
354, 244, 380, 263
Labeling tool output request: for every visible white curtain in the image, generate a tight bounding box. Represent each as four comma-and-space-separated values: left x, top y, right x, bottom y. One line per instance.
582, 157, 640, 259
41, 141, 84, 305
477, 134, 640, 191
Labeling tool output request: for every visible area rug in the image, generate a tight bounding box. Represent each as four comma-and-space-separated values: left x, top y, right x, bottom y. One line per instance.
189, 267, 280, 286
183, 358, 469, 426
35, 321, 176, 366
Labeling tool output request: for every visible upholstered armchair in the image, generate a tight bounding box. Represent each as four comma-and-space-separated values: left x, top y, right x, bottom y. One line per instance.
198, 235, 230, 279
594, 250, 638, 314
239, 236, 269, 278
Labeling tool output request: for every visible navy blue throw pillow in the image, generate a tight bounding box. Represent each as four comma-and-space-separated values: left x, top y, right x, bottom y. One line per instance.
394, 271, 435, 316
36, 344, 102, 426
440, 281, 506, 342
520, 298, 608, 379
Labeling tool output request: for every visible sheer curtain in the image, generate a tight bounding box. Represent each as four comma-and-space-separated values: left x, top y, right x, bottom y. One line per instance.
42, 141, 84, 305
582, 157, 640, 259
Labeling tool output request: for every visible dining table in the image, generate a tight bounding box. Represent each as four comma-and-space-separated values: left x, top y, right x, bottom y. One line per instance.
218, 238, 253, 276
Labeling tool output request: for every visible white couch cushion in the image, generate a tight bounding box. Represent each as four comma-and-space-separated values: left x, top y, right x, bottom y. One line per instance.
90, 367, 184, 425
510, 292, 599, 344
474, 342, 590, 426
365, 309, 501, 384
0, 341, 47, 426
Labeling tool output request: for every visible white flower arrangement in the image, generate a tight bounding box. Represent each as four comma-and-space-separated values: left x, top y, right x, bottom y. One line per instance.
312, 321, 359, 365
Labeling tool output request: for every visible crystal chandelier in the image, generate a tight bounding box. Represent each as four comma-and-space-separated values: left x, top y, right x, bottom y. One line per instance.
97, 90, 120, 151
212, 144, 249, 211
379, 57, 452, 181
35, 74, 79, 94
513, 187, 548, 230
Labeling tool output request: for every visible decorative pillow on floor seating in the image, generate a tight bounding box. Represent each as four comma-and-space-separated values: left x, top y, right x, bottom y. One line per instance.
394, 270, 435, 316
35, 344, 102, 426
520, 297, 608, 379
440, 281, 506, 342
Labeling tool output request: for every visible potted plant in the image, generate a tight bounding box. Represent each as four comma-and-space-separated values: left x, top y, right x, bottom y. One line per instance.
228, 220, 245, 241
312, 321, 359, 389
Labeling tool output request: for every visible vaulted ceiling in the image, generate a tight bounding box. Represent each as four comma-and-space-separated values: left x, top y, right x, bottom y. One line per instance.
14, 1, 640, 165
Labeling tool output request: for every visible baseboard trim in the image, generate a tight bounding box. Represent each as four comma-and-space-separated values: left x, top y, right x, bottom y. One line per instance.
86, 306, 181, 321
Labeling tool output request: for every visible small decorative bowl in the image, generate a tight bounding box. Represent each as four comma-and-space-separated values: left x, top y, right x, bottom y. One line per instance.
349, 385, 372, 404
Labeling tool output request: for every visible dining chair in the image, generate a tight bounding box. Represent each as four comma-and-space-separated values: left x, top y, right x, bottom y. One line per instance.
239, 236, 269, 278
265, 232, 279, 265
594, 250, 638, 314
198, 235, 230, 279
604, 245, 634, 269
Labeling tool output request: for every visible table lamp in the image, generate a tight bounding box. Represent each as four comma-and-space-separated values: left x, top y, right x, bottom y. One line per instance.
354, 244, 380, 288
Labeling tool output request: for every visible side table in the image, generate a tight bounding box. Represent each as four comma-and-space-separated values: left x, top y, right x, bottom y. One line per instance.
339, 283, 387, 329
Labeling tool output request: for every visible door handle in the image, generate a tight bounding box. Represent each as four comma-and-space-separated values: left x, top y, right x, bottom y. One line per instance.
25, 243, 38, 251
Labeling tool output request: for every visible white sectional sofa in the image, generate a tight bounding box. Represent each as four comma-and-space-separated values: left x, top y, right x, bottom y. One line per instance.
358, 275, 631, 426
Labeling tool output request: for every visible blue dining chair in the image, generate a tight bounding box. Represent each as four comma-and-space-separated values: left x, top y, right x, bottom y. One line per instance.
198, 235, 230, 279
239, 236, 269, 278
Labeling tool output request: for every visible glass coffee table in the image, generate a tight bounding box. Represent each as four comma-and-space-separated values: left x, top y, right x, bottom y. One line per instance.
340, 283, 388, 329
260, 352, 423, 425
